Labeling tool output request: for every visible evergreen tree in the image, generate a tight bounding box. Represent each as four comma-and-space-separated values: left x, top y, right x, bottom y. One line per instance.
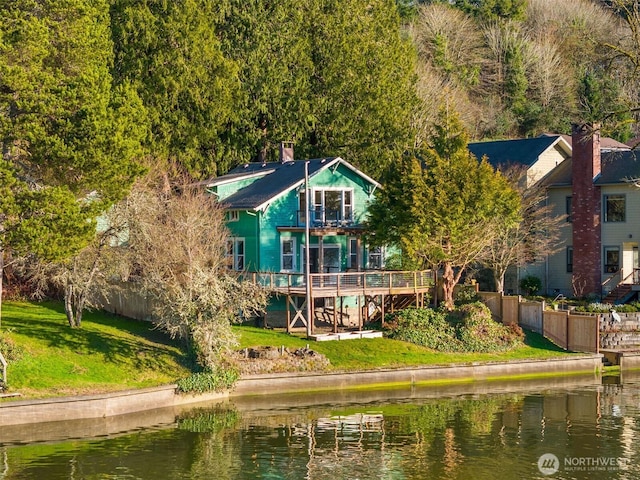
366, 106, 521, 308
454, 0, 527, 21
0, 0, 146, 322
110, 0, 240, 177
219, 0, 418, 178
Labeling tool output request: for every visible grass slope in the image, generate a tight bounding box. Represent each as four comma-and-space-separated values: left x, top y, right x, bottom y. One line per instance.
1, 301, 191, 398
0, 301, 575, 399
234, 325, 574, 371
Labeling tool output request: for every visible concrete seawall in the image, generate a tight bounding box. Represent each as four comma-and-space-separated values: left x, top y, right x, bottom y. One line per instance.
232, 355, 604, 396
0, 355, 603, 428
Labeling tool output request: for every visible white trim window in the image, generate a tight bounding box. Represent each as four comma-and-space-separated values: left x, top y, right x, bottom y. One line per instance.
312, 188, 353, 225
604, 194, 625, 222
348, 237, 358, 269
604, 246, 620, 274
226, 237, 245, 271
227, 210, 239, 222
281, 237, 296, 272
368, 246, 384, 270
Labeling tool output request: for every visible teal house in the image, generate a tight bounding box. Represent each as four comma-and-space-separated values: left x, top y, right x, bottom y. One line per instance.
204, 150, 431, 334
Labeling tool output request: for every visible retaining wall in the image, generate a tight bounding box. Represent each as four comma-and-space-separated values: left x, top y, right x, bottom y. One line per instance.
0, 355, 602, 427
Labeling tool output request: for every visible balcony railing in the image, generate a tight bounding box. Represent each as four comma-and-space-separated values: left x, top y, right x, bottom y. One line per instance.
240, 270, 434, 297
295, 208, 356, 228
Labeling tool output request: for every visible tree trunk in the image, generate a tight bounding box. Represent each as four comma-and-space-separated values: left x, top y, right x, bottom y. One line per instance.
64, 283, 76, 327
442, 262, 456, 310
494, 269, 506, 294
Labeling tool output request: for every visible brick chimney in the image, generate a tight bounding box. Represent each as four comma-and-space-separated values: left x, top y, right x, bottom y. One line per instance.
571, 123, 601, 297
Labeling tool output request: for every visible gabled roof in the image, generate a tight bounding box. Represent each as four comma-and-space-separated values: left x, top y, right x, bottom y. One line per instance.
467, 135, 571, 169
544, 150, 640, 187
209, 157, 380, 211
541, 132, 630, 151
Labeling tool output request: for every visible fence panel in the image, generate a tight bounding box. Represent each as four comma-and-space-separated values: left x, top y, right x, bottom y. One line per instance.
519, 302, 543, 334
478, 292, 502, 320
99, 287, 154, 321
501, 296, 520, 325
568, 315, 600, 354
543, 311, 568, 350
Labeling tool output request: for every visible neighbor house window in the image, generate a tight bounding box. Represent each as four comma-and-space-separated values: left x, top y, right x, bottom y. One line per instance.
565, 196, 572, 223
227, 210, 239, 222
312, 189, 353, 225
566, 246, 573, 273
604, 246, 620, 273
281, 237, 296, 271
226, 238, 245, 270
604, 194, 625, 222
368, 246, 383, 270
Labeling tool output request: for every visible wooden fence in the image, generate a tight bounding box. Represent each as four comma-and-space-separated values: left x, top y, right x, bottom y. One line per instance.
478, 292, 599, 354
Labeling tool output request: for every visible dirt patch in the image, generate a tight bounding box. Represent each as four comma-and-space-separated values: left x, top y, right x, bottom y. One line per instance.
232, 346, 330, 375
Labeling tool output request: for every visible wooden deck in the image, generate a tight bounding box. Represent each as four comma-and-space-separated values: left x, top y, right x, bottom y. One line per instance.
243, 270, 434, 298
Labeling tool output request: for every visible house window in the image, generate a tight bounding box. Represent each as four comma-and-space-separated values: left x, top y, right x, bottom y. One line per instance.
281, 237, 296, 271
565, 196, 572, 223
348, 237, 358, 269
566, 246, 573, 273
368, 246, 383, 270
312, 189, 354, 225
604, 194, 625, 222
604, 246, 620, 273
226, 238, 245, 271
227, 210, 239, 222
298, 190, 307, 224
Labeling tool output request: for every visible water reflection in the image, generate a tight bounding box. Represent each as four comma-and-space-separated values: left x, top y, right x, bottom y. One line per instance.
3, 374, 640, 479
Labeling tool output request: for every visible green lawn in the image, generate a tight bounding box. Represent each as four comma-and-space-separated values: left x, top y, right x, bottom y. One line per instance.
0, 301, 191, 398
0, 301, 576, 399
233, 325, 575, 371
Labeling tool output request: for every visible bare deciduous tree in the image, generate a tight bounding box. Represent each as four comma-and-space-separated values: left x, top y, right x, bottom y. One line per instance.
117, 175, 268, 370
481, 165, 567, 293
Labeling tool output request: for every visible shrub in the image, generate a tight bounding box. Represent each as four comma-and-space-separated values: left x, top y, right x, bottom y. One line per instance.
0, 330, 24, 362
520, 275, 541, 296
384, 307, 463, 351
176, 367, 239, 394
384, 303, 524, 352
450, 303, 524, 352
455, 286, 480, 305
574, 302, 640, 313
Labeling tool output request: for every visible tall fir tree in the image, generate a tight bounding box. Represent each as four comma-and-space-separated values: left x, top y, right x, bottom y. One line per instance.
366, 106, 521, 308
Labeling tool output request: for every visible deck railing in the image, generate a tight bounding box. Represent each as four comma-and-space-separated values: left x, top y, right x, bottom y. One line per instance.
240, 270, 433, 295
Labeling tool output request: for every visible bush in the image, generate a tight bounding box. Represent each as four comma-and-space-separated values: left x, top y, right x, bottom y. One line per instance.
450, 303, 524, 352
455, 286, 480, 306
0, 330, 24, 362
384, 302, 524, 352
574, 301, 640, 313
384, 307, 463, 351
519, 276, 541, 296
176, 367, 239, 394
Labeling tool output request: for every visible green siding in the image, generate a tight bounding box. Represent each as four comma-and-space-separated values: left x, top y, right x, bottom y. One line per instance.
222, 160, 377, 274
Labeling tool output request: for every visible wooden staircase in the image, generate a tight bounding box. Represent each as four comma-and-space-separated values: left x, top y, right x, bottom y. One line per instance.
603, 283, 634, 305
365, 293, 423, 324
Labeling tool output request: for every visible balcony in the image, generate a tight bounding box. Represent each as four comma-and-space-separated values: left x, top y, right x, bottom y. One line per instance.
241, 270, 434, 298
277, 209, 364, 234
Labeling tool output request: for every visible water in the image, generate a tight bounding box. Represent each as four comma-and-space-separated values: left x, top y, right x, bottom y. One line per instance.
2, 374, 640, 479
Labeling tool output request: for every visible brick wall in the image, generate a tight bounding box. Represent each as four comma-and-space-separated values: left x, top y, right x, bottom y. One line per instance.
571, 123, 601, 297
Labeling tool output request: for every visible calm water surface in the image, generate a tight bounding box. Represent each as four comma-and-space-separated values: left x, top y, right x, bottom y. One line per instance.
2, 374, 640, 479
